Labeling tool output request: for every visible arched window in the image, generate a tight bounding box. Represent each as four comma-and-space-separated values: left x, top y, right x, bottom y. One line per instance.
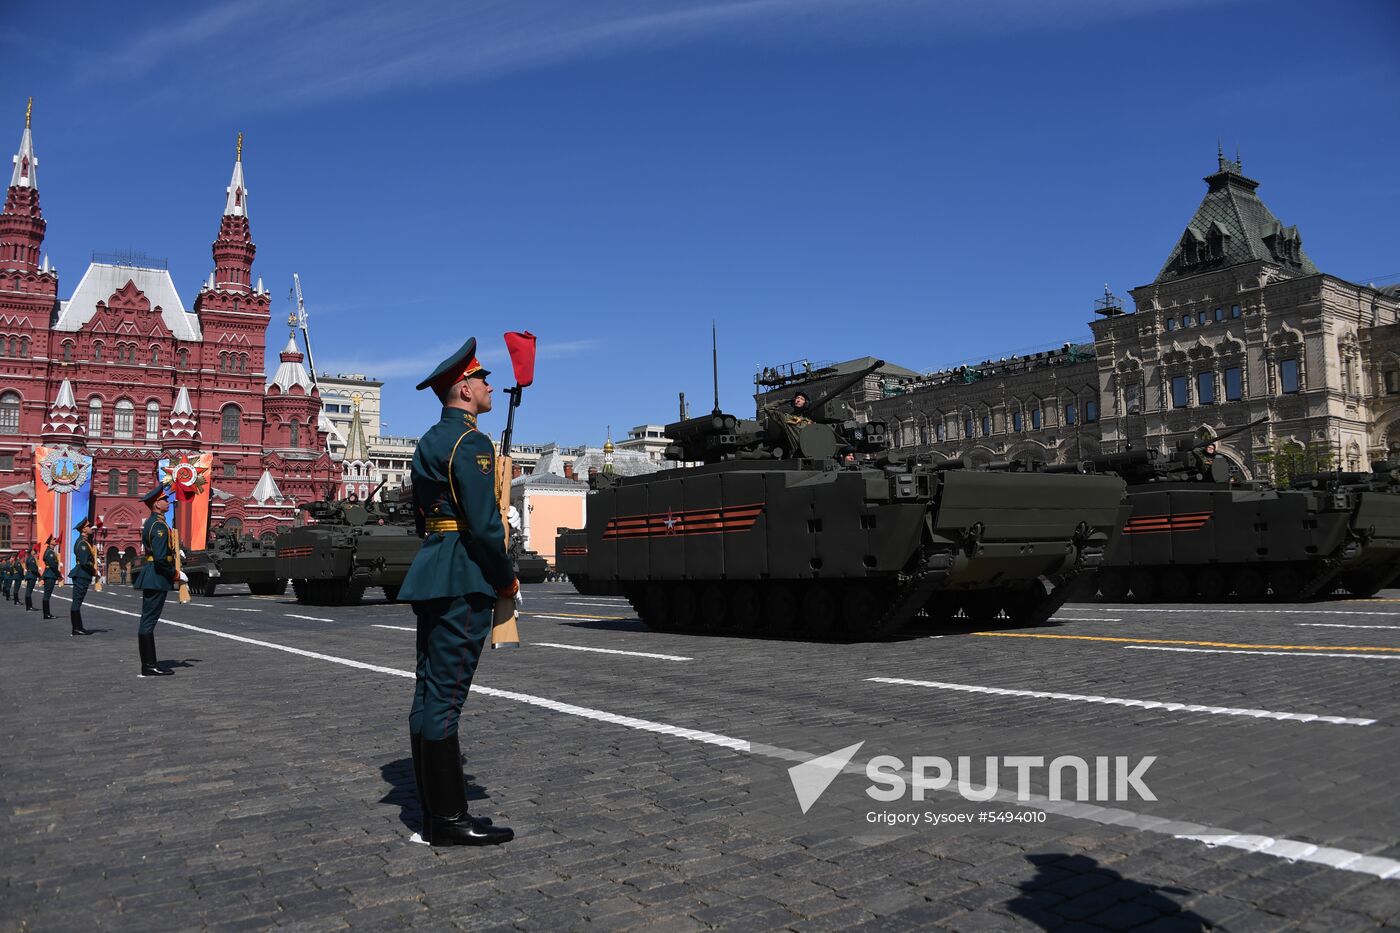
93, 342, 104, 362
0, 512, 9, 550
126, 469, 139, 496
145, 401, 160, 439
935, 422, 945, 442
0, 391, 18, 434
5, 337, 15, 356
1030, 407, 1042, 430
108, 468, 119, 495
964, 414, 975, 438
150, 346, 159, 365
225, 517, 242, 535
289, 419, 300, 447
19, 336, 29, 357
114, 399, 134, 440
221, 404, 240, 443
177, 348, 189, 369
218, 352, 226, 372
260, 532, 277, 549
62, 341, 73, 362
88, 398, 102, 437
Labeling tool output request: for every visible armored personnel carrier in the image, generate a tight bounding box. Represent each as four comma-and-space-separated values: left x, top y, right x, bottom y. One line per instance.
556, 361, 1128, 640
1086, 422, 1400, 601
514, 548, 550, 585
185, 526, 287, 596
275, 483, 422, 605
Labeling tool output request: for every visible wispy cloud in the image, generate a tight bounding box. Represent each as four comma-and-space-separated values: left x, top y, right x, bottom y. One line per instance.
318, 336, 600, 380
72, 0, 1227, 112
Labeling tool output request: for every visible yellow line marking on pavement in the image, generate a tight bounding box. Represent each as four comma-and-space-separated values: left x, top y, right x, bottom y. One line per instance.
524, 611, 631, 620
973, 632, 1400, 653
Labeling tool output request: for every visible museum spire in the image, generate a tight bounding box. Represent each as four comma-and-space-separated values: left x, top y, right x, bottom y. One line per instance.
210, 132, 256, 293
1, 98, 47, 273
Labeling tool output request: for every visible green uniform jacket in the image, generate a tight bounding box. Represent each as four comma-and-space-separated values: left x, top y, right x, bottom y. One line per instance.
42, 547, 59, 582
399, 408, 514, 601
133, 514, 175, 592
25, 555, 39, 582
72, 538, 96, 583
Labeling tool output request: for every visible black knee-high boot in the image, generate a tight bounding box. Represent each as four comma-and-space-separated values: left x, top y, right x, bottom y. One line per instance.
42, 598, 54, 619
138, 634, 172, 676
420, 734, 512, 846
70, 610, 92, 636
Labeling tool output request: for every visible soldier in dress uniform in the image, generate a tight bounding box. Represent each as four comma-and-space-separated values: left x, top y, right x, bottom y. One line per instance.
41, 535, 60, 619
69, 518, 96, 637
134, 486, 177, 677
24, 546, 39, 611
400, 337, 516, 847
2, 552, 12, 602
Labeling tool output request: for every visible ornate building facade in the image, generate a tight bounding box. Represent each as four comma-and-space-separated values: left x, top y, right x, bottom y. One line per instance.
758, 154, 1400, 478
0, 112, 339, 560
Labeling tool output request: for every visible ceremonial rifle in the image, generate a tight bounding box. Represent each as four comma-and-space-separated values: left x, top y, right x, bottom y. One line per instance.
492, 331, 537, 649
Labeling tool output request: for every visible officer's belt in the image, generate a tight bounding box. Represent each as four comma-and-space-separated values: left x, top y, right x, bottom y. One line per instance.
425, 518, 469, 534
145, 556, 154, 562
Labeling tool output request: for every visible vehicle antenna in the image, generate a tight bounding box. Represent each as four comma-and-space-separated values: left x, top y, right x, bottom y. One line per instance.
711, 321, 721, 415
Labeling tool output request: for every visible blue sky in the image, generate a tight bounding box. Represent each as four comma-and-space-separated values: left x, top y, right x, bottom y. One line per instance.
4, 0, 1398, 445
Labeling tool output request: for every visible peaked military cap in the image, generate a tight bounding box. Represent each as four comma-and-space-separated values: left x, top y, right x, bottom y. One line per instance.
74, 516, 93, 531
417, 338, 490, 394
141, 485, 169, 505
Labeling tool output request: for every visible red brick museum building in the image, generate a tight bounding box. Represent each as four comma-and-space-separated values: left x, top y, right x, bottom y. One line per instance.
0, 111, 340, 560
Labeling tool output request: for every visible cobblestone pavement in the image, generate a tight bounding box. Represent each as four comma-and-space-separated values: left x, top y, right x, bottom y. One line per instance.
3, 582, 1400, 931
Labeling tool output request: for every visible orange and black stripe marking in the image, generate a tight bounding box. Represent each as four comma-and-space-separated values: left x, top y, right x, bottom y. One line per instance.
603, 503, 765, 540
1122, 512, 1212, 535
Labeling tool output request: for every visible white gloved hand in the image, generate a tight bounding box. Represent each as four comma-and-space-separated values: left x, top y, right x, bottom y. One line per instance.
178, 571, 188, 583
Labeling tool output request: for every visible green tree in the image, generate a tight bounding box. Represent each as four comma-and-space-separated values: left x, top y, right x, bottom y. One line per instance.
1256, 440, 1335, 486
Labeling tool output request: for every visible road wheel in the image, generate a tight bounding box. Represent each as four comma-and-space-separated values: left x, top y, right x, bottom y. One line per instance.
274, 579, 288, 595
1341, 572, 1385, 599
698, 584, 730, 633
382, 585, 401, 604
729, 584, 762, 634
291, 579, 305, 601
923, 594, 959, 625
1002, 581, 1056, 626
640, 583, 675, 632
345, 583, 366, 606
1195, 567, 1227, 602
1128, 569, 1159, 602
764, 585, 798, 634
801, 585, 838, 638
841, 583, 881, 639
1161, 569, 1194, 602
1268, 568, 1306, 601
1096, 570, 1129, 602
961, 590, 1002, 625
670, 584, 700, 631
1232, 568, 1267, 601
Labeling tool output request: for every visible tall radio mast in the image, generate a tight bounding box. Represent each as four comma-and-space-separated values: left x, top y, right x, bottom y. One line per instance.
291, 273, 319, 387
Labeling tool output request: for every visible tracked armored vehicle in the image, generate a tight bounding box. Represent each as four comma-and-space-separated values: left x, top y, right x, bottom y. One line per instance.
275, 484, 422, 605
1088, 423, 1400, 601
514, 548, 550, 585
556, 361, 1128, 640
184, 526, 287, 596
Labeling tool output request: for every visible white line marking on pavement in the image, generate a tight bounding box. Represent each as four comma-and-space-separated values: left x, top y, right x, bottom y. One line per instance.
59, 594, 1400, 881
530, 614, 633, 622
866, 677, 1375, 726
534, 642, 693, 661
373, 624, 416, 632
286, 614, 335, 622
227, 607, 261, 613
1050, 617, 1121, 622
1125, 645, 1400, 661
189, 603, 214, 608
566, 600, 632, 607
1075, 606, 1400, 617
1297, 623, 1400, 630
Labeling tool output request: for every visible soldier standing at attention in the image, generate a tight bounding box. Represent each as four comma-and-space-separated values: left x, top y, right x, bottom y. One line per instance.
69, 518, 96, 637
134, 487, 177, 676
24, 546, 40, 611
41, 535, 60, 619
400, 337, 516, 847
2, 552, 12, 602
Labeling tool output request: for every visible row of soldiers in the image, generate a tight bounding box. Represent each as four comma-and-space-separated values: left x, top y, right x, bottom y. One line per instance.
1, 523, 99, 635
